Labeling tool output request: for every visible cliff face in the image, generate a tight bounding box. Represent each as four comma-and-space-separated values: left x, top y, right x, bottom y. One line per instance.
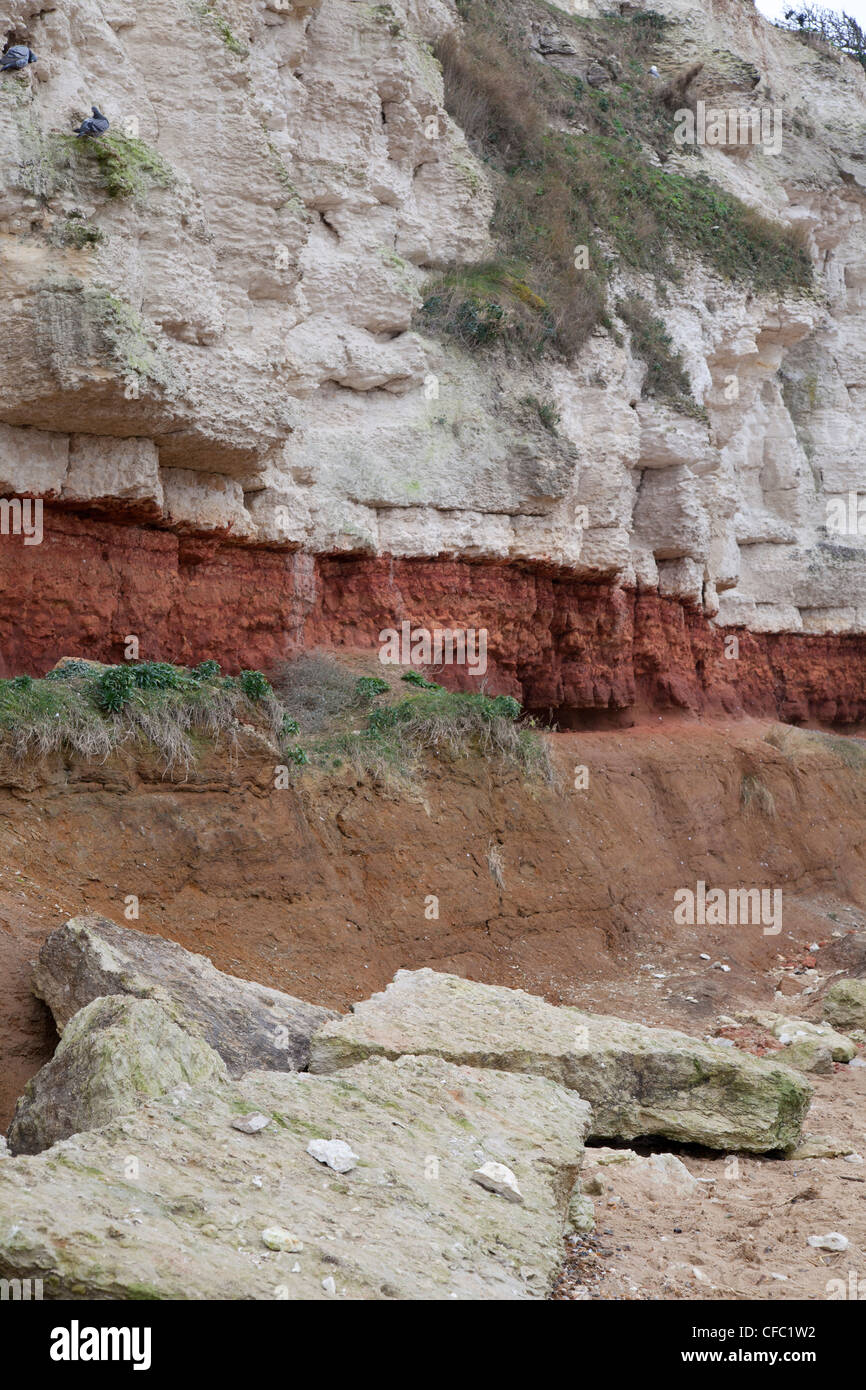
1, 0, 865, 714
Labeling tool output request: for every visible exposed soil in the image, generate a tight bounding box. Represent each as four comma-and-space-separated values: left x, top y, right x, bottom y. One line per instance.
1, 714, 864, 1300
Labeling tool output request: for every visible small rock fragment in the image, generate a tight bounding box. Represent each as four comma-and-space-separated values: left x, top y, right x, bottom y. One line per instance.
322, 1275, 336, 1295
807, 1232, 849, 1252
306, 1138, 358, 1173
471, 1161, 524, 1204
261, 1227, 303, 1252
232, 1113, 271, 1134
567, 1192, 595, 1233
788, 1133, 855, 1159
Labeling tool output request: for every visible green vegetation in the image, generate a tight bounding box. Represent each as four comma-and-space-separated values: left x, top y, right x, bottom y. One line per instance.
272, 654, 553, 785
191, 2, 250, 57
17, 126, 174, 204
0, 661, 288, 774
617, 293, 705, 417
372, 4, 406, 39
420, 1, 812, 379
83, 286, 177, 391
54, 217, 104, 250
316, 685, 553, 786
763, 724, 866, 770
78, 131, 174, 200
778, 5, 866, 69
520, 393, 561, 433
1, 655, 553, 788
355, 675, 391, 699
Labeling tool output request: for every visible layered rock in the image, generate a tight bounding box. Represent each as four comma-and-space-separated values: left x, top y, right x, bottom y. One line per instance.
2, 515, 865, 722
310, 969, 812, 1152
0, 0, 864, 699
33, 915, 335, 1073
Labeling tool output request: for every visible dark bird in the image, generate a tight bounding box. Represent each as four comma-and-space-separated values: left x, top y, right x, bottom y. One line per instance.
1, 45, 38, 71
74, 106, 110, 138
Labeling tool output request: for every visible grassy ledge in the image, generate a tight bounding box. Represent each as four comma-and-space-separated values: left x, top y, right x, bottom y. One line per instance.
419, 1, 812, 373
0, 656, 554, 788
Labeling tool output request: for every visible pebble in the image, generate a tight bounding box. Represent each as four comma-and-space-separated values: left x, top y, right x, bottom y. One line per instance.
322, 1276, 336, 1295
261, 1227, 304, 1252
232, 1113, 271, 1135
306, 1139, 358, 1174
807, 1232, 849, 1252
471, 1161, 524, 1204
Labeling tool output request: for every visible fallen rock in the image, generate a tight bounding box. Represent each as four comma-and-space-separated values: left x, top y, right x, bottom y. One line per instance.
232, 1113, 271, 1135
33, 915, 335, 1075
783, 1041, 835, 1074
581, 1148, 701, 1201
6, 996, 228, 1155
567, 1192, 596, 1233
0, 1056, 591, 1300
306, 1138, 357, 1173
823, 979, 866, 1032
741, 1011, 856, 1063
261, 1227, 303, 1252
310, 970, 812, 1152
471, 1161, 523, 1204
807, 1232, 849, 1252
787, 1132, 855, 1159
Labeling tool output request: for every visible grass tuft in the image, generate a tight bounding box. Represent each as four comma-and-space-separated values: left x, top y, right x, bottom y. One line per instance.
740, 773, 777, 818
0, 661, 284, 775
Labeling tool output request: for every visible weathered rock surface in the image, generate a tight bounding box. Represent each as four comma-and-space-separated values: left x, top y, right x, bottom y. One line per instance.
738, 1010, 857, 1070
823, 980, 866, 1033
6, 995, 228, 1156
34, 916, 335, 1075
0, 0, 865, 701
310, 969, 812, 1152
0, 1056, 591, 1300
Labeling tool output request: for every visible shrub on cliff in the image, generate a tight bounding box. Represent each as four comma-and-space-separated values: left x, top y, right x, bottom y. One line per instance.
419, 1, 812, 369
0, 656, 552, 789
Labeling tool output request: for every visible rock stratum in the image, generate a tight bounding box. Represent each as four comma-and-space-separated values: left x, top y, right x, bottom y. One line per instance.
0, 0, 864, 717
